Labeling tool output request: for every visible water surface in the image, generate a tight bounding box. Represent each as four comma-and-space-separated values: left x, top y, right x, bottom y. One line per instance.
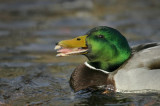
0, 0, 160, 105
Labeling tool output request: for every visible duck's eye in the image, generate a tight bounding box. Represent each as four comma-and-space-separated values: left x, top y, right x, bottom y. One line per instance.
98, 35, 104, 38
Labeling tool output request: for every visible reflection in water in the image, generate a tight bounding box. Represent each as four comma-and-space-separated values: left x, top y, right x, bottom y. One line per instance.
72, 90, 159, 106
0, 0, 160, 105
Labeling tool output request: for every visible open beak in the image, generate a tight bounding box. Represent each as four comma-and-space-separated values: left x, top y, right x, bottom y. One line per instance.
54, 35, 88, 56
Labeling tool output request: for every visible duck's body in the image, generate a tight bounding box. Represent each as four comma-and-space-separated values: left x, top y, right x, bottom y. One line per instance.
55, 26, 160, 93
115, 43, 160, 91
70, 43, 160, 92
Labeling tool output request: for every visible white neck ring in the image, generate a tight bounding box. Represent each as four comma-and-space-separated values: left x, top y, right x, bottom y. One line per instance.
84, 62, 110, 74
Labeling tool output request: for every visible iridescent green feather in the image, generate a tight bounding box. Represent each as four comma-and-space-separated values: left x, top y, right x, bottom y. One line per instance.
85, 26, 131, 72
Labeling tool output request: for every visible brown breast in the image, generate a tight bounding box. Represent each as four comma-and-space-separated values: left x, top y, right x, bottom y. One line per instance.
69, 63, 116, 92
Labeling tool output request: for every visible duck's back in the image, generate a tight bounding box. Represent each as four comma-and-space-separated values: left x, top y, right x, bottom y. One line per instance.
114, 42, 160, 91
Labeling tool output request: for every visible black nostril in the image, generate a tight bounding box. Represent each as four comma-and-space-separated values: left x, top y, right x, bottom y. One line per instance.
55, 42, 58, 45
77, 38, 81, 41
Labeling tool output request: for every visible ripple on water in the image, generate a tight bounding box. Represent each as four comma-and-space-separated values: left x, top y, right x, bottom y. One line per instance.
0, 0, 160, 105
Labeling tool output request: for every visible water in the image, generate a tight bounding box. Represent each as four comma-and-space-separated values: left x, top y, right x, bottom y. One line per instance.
0, 0, 160, 105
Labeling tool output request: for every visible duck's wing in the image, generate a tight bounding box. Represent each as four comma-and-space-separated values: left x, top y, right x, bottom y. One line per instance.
129, 42, 160, 70
114, 42, 160, 91
131, 42, 160, 53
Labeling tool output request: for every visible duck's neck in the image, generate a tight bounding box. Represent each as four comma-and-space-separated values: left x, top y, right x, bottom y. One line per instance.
87, 52, 131, 72
88, 61, 121, 72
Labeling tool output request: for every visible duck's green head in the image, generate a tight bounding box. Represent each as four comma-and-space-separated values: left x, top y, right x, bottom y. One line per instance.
55, 26, 131, 72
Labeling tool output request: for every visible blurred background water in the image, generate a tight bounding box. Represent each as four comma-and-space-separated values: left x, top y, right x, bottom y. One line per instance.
0, 0, 160, 105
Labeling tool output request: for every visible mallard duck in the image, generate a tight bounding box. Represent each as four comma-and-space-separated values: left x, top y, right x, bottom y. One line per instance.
55, 26, 160, 93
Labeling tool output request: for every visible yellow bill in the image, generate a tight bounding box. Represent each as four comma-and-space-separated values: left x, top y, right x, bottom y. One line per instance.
55, 35, 88, 56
